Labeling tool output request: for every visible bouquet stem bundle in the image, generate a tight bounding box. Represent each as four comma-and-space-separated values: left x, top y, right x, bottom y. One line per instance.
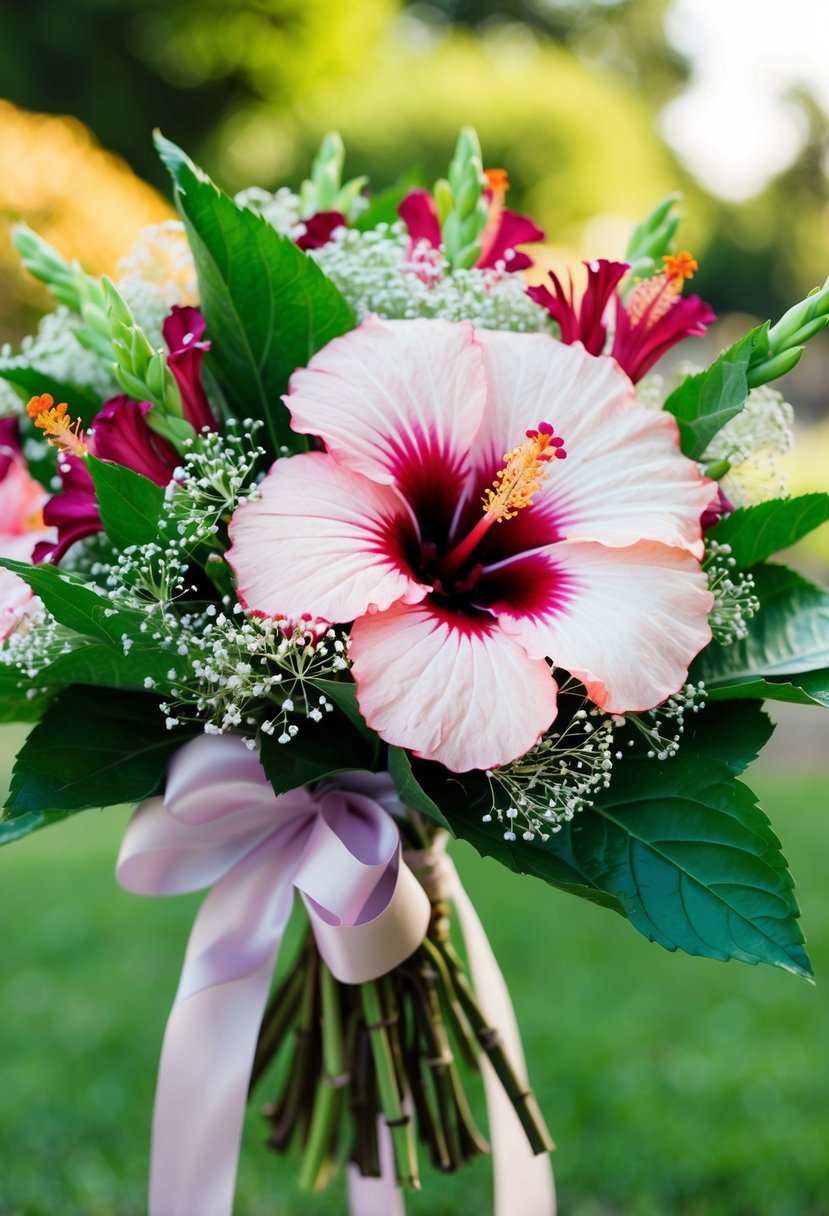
252, 897, 553, 1193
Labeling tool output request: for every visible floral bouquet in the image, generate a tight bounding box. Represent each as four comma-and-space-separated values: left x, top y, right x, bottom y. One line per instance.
2, 128, 828, 1216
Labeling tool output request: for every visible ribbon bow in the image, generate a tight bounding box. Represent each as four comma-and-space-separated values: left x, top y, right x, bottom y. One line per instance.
118, 733, 555, 1216
117, 734, 430, 1216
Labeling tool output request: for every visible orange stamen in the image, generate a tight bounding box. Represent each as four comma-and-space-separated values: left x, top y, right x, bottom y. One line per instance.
484, 168, 510, 199
26, 393, 88, 458
662, 250, 698, 285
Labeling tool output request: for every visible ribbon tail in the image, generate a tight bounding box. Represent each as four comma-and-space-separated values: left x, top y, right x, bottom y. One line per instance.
448, 862, 557, 1216
149, 876, 294, 1216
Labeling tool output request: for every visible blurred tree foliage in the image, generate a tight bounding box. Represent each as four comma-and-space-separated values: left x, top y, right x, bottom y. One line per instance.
405, 0, 689, 105
0, 0, 826, 333
0, 0, 693, 232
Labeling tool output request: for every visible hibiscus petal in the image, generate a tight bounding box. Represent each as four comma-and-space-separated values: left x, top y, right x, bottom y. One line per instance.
349, 599, 558, 772
496, 538, 713, 713
0, 568, 33, 640
227, 452, 427, 623
284, 317, 487, 527
473, 330, 715, 554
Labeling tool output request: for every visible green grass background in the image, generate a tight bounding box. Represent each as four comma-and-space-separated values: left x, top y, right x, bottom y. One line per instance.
1, 713, 828, 1216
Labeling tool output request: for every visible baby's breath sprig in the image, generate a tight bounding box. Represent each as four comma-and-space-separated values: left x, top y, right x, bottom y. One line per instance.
482, 678, 708, 844
623, 682, 707, 761
312, 226, 550, 332
157, 609, 349, 744
484, 685, 617, 842
704, 540, 760, 644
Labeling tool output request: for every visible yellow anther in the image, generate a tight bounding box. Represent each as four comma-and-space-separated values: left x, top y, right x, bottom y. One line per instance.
26, 393, 88, 458
481, 424, 564, 523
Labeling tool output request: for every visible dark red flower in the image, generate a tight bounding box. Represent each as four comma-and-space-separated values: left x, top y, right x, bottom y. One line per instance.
163, 305, 217, 434
398, 169, 543, 274
295, 210, 347, 251
34, 396, 181, 562
33, 457, 99, 564
92, 396, 180, 486
701, 485, 734, 531
527, 260, 628, 354
0, 416, 22, 481
528, 254, 715, 383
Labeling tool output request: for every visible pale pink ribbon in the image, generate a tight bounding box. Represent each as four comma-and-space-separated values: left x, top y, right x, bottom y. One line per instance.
117, 733, 554, 1216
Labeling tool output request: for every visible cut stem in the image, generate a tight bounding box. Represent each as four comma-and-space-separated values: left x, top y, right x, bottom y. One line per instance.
361, 980, 421, 1191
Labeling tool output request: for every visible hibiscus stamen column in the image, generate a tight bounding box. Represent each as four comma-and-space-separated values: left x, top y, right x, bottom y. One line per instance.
438, 420, 566, 581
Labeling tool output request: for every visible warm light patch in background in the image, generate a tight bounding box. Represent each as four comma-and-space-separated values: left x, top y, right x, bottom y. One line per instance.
0, 100, 172, 341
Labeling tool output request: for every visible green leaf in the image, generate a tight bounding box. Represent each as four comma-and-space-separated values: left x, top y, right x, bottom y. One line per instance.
0, 666, 53, 723
386, 747, 451, 831
402, 757, 624, 912
663, 328, 763, 459
696, 563, 829, 686
155, 133, 354, 455
0, 561, 186, 695
88, 456, 166, 550
310, 678, 379, 746
708, 494, 829, 568
42, 640, 185, 694
565, 757, 810, 976
2, 687, 191, 823
0, 560, 170, 653
443, 702, 808, 975
405, 702, 811, 975
0, 807, 77, 846
259, 711, 378, 797
706, 670, 829, 707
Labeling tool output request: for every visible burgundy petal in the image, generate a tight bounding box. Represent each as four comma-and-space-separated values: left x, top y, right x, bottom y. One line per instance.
91, 396, 179, 486
527, 260, 628, 355
398, 190, 443, 250
36, 457, 101, 563
295, 210, 346, 250
701, 484, 734, 531
612, 292, 716, 383
0, 416, 22, 481
476, 207, 544, 271
163, 305, 217, 433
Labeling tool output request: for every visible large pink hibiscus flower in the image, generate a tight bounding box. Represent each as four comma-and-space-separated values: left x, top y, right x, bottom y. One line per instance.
228, 319, 715, 772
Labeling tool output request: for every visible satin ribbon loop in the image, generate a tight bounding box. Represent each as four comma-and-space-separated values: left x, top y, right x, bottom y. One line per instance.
116, 734, 430, 1216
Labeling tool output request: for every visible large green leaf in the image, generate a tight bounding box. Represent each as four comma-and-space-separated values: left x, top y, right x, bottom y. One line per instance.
259, 711, 378, 797
88, 456, 166, 550
563, 759, 810, 976
0, 561, 186, 695
155, 133, 355, 455
404, 756, 625, 912
708, 494, 829, 568
417, 703, 808, 972
387, 747, 451, 831
663, 328, 763, 459
0, 559, 139, 645
0, 666, 53, 723
696, 564, 829, 686
2, 687, 191, 826
705, 669, 829, 707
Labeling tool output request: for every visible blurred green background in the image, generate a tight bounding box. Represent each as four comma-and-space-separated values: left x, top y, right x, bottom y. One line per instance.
1, 1, 829, 1212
